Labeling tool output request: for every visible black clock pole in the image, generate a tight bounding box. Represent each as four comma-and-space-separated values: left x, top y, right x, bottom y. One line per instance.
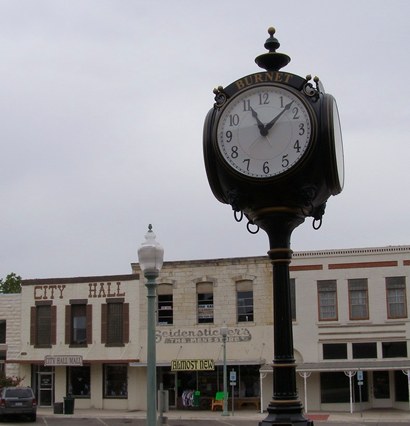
251, 209, 313, 426
203, 26, 344, 426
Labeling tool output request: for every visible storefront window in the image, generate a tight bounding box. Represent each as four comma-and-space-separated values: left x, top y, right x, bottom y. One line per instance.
320, 371, 368, 403
67, 366, 90, 398
174, 365, 260, 404
352, 342, 377, 359
394, 370, 409, 402
323, 343, 347, 359
103, 364, 127, 398
382, 341, 407, 358
0, 320, 5, 343
320, 372, 349, 403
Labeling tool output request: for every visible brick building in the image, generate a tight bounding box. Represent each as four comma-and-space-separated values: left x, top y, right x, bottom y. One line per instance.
2, 245, 410, 412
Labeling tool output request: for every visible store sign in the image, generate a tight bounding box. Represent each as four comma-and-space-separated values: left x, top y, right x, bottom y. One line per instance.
157, 327, 252, 344
171, 359, 215, 371
44, 355, 83, 366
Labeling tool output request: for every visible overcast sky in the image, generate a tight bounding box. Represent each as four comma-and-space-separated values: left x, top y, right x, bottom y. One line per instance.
1, 0, 409, 280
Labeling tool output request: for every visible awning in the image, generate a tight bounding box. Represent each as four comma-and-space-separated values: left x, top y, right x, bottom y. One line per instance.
260, 359, 410, 373
7, 358, 140, 365
130, 359, 265, 367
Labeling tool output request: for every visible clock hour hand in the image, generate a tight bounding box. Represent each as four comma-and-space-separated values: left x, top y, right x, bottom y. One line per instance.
264, 100, 294, 132
249, 106, 268, 136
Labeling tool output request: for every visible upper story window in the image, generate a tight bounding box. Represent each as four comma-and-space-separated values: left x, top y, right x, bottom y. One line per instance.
65, 300, 92, 347
30, 302, 56, 347
348, 279, 369, 320
101, 299, 129, 346
72, 304, 87, 344
157, 284, 173, 325
197, 282, 214, 324
386, 276, 407, 319
236, 280, 253, 322
317, 280, 338, 321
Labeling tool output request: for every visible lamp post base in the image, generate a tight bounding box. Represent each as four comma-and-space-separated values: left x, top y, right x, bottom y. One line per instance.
259, 401, 313, 426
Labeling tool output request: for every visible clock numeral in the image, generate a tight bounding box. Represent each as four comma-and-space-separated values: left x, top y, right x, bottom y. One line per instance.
299, 123, 305, 135
242, 99, 251, 111
294, 140, 301, 153
225, 130, 233, 142
229, 114, 240, 126
282, 154, 289, 168
292, 107, 300, 120
231, 146, 239, 158
243, 159, 250, 171
263, 161, 270, 175
259, 93, 269, 105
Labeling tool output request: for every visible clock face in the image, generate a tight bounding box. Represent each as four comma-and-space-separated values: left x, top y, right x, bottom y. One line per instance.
216, 85, 314, 178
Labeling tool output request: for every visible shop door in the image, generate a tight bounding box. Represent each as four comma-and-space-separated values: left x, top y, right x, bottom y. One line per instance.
38, 372, 53, 407
372, 371, 392, 408
162, 372, 177, 408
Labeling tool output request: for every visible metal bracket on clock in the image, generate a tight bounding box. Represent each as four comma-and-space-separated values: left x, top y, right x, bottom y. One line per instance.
213, 86, 228, 108
303, 75, 324, 101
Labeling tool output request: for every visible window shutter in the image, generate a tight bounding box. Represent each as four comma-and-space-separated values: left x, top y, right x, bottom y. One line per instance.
101, 304, 107, 344
123, 303, 129, 343
65, 305, 71, 345
51, 305, 57, 345
30, 307, 36, 345
86, 305, 93, 344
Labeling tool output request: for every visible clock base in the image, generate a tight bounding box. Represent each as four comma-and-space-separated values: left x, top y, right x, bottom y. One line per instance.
260, 401, 314, 426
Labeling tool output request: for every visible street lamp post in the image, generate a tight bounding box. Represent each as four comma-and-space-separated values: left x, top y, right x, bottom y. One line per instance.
220, 324, 229, 416
138, 225, 164, 426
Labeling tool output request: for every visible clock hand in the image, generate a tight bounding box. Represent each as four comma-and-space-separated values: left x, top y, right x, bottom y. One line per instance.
264, 100, 294, 132
249, 106, 268, 136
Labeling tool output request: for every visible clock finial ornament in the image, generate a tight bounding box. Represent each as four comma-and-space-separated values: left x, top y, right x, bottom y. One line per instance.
255, 26, 291, 72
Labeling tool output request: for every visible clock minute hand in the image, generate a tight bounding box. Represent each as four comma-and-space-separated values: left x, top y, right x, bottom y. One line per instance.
264, 100, 294, 132
249, 106, 268, 136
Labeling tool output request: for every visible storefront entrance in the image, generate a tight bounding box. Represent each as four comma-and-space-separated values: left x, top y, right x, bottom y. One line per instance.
38, 372, 53, 407
162, 372, 177, 408
372, 371, 392, 408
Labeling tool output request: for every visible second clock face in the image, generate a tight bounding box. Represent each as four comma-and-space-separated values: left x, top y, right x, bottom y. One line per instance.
216, 85, 314, 178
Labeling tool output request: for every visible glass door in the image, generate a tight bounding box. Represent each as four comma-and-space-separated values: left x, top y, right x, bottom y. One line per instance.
162, 372, 177, 408
38, 372, 53, 406
372, 371, 392, 408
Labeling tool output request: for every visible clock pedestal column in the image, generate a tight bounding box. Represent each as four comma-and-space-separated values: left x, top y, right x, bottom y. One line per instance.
249, 208, 313, 426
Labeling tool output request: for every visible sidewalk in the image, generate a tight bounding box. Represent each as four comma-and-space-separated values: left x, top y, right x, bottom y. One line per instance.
36, 407, 410, 423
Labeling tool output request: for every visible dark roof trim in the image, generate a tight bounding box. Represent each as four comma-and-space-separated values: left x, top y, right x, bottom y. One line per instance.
22, 274, 139, 286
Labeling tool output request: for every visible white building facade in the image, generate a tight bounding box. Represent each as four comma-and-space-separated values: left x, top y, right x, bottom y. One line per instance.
3, 245, 410, 412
